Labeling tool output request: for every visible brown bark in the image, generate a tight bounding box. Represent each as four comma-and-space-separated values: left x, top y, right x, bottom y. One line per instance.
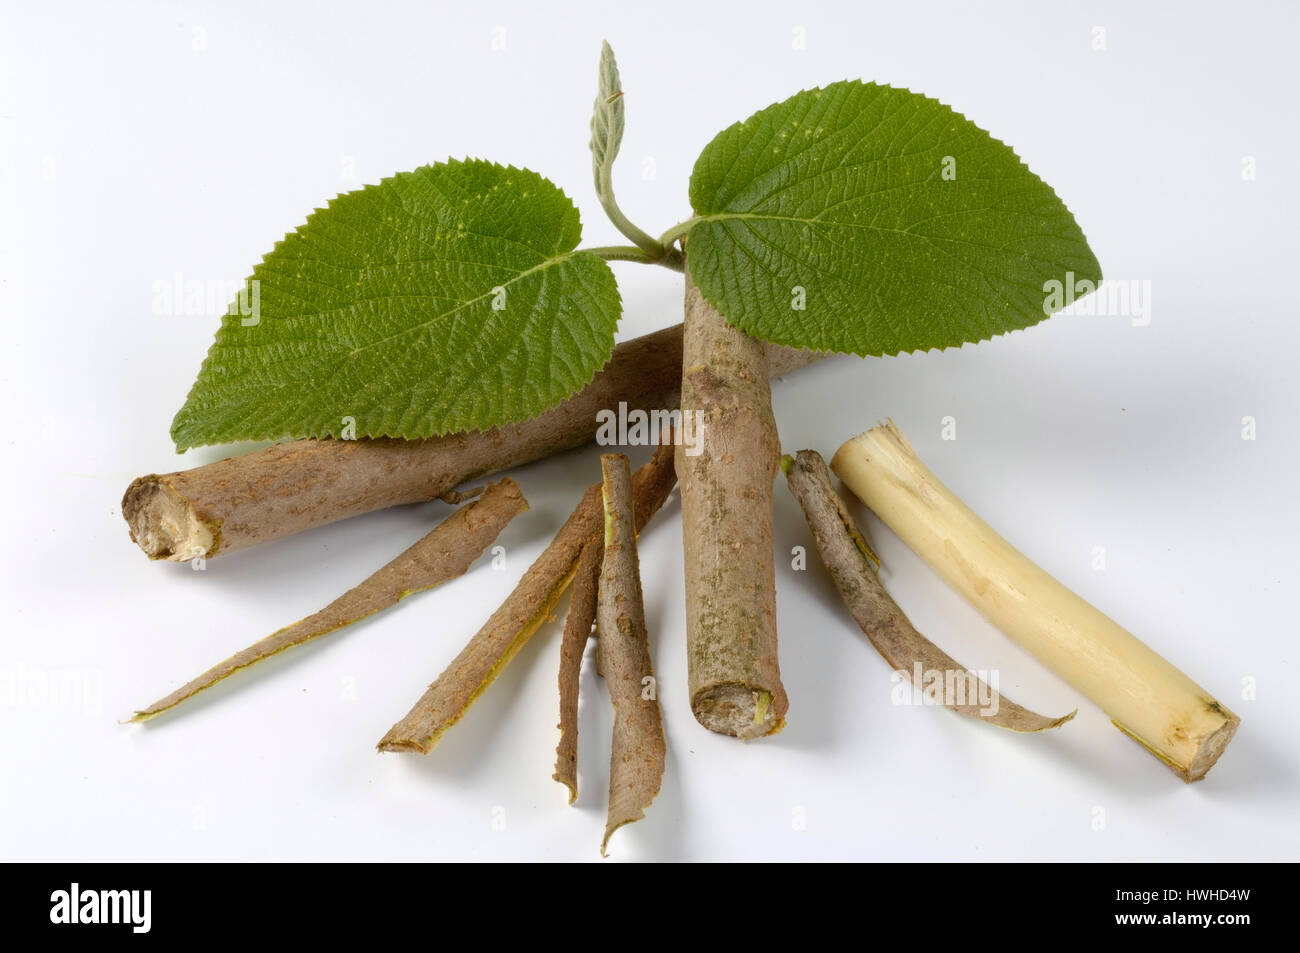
678, 270, 787, 739
597, 454, 665, 855
132, 478, 528, 721
123, 325, 820, 561
377, 440, 679, 755
782, 451, 1074, 732
553, 540, 602, 803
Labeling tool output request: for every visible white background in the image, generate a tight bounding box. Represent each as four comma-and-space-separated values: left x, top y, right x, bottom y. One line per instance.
2, 0, 1296, 861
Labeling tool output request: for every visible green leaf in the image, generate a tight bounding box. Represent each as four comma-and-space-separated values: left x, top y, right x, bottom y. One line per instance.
589, 39, 625, 187
684, 81, 1101, 356
170, 159, 620, 450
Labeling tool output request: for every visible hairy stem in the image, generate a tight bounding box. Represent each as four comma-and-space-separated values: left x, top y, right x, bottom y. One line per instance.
596, 191, 668, 260
584, 245, 684, 271
657, 219, 699, 249
587, 39, 678, 268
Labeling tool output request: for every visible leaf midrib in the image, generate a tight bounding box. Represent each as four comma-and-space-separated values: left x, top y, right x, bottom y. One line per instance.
691, 211, 1051, 257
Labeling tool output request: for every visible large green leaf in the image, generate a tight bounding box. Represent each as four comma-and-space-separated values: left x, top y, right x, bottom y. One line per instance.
685, 81, 1101, 355
171, 159, 620, 449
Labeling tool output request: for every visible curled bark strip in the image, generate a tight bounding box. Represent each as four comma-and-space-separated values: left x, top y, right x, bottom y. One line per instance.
123, 325, 819, 561
678, 268, 787, 739
597, 454, 665, 856
377, 484, 601, 754
832, 421, 1240, 781
378, 441, 679, 755
782, 451, 1073, 732
132, 478, 528, 722
553, 540, 602, 804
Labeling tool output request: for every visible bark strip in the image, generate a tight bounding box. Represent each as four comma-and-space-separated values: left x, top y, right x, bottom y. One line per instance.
782, 450, 1074, 732
832, 420, 1240, 781
597, 454, 665, 855
678, 269, 787, 738
378, 440, 679, 755
132, 478, 528, 721
553, 540, 602, 803
124, 325, 819, 561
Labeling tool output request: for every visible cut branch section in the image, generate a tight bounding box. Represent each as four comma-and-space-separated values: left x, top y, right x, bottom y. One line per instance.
831, 421, 1239, 781
678, 267, 787, 738
132, 478, 528, 721
124, 325, 820, 561
597, 454, 665, 855
782, 450, 1073, 732
378, 439, 679, 755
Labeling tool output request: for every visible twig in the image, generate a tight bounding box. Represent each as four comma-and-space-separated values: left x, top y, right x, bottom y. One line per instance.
678, 266, 787, 738
131, 478, 528, 721
122, 325, 820, 561
782, 450, 1074, 731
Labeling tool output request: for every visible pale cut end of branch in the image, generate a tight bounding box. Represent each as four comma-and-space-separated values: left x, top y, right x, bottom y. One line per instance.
692, 686, 782, 741
783, 450, 1074, 733
1114, 714, 1240, 783
597, 453, 665, 856
122, 475, 216, 560
831, 421, 1240, 781
131, 478, 528, 722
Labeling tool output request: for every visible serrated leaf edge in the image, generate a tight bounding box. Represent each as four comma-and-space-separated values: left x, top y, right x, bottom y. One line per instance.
170, 158, 622, 450
684, 79, 1103, 359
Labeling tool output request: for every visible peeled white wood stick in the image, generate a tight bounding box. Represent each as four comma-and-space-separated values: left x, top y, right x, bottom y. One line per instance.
831, 421, 1239, 782
782, 450, 1073, 732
